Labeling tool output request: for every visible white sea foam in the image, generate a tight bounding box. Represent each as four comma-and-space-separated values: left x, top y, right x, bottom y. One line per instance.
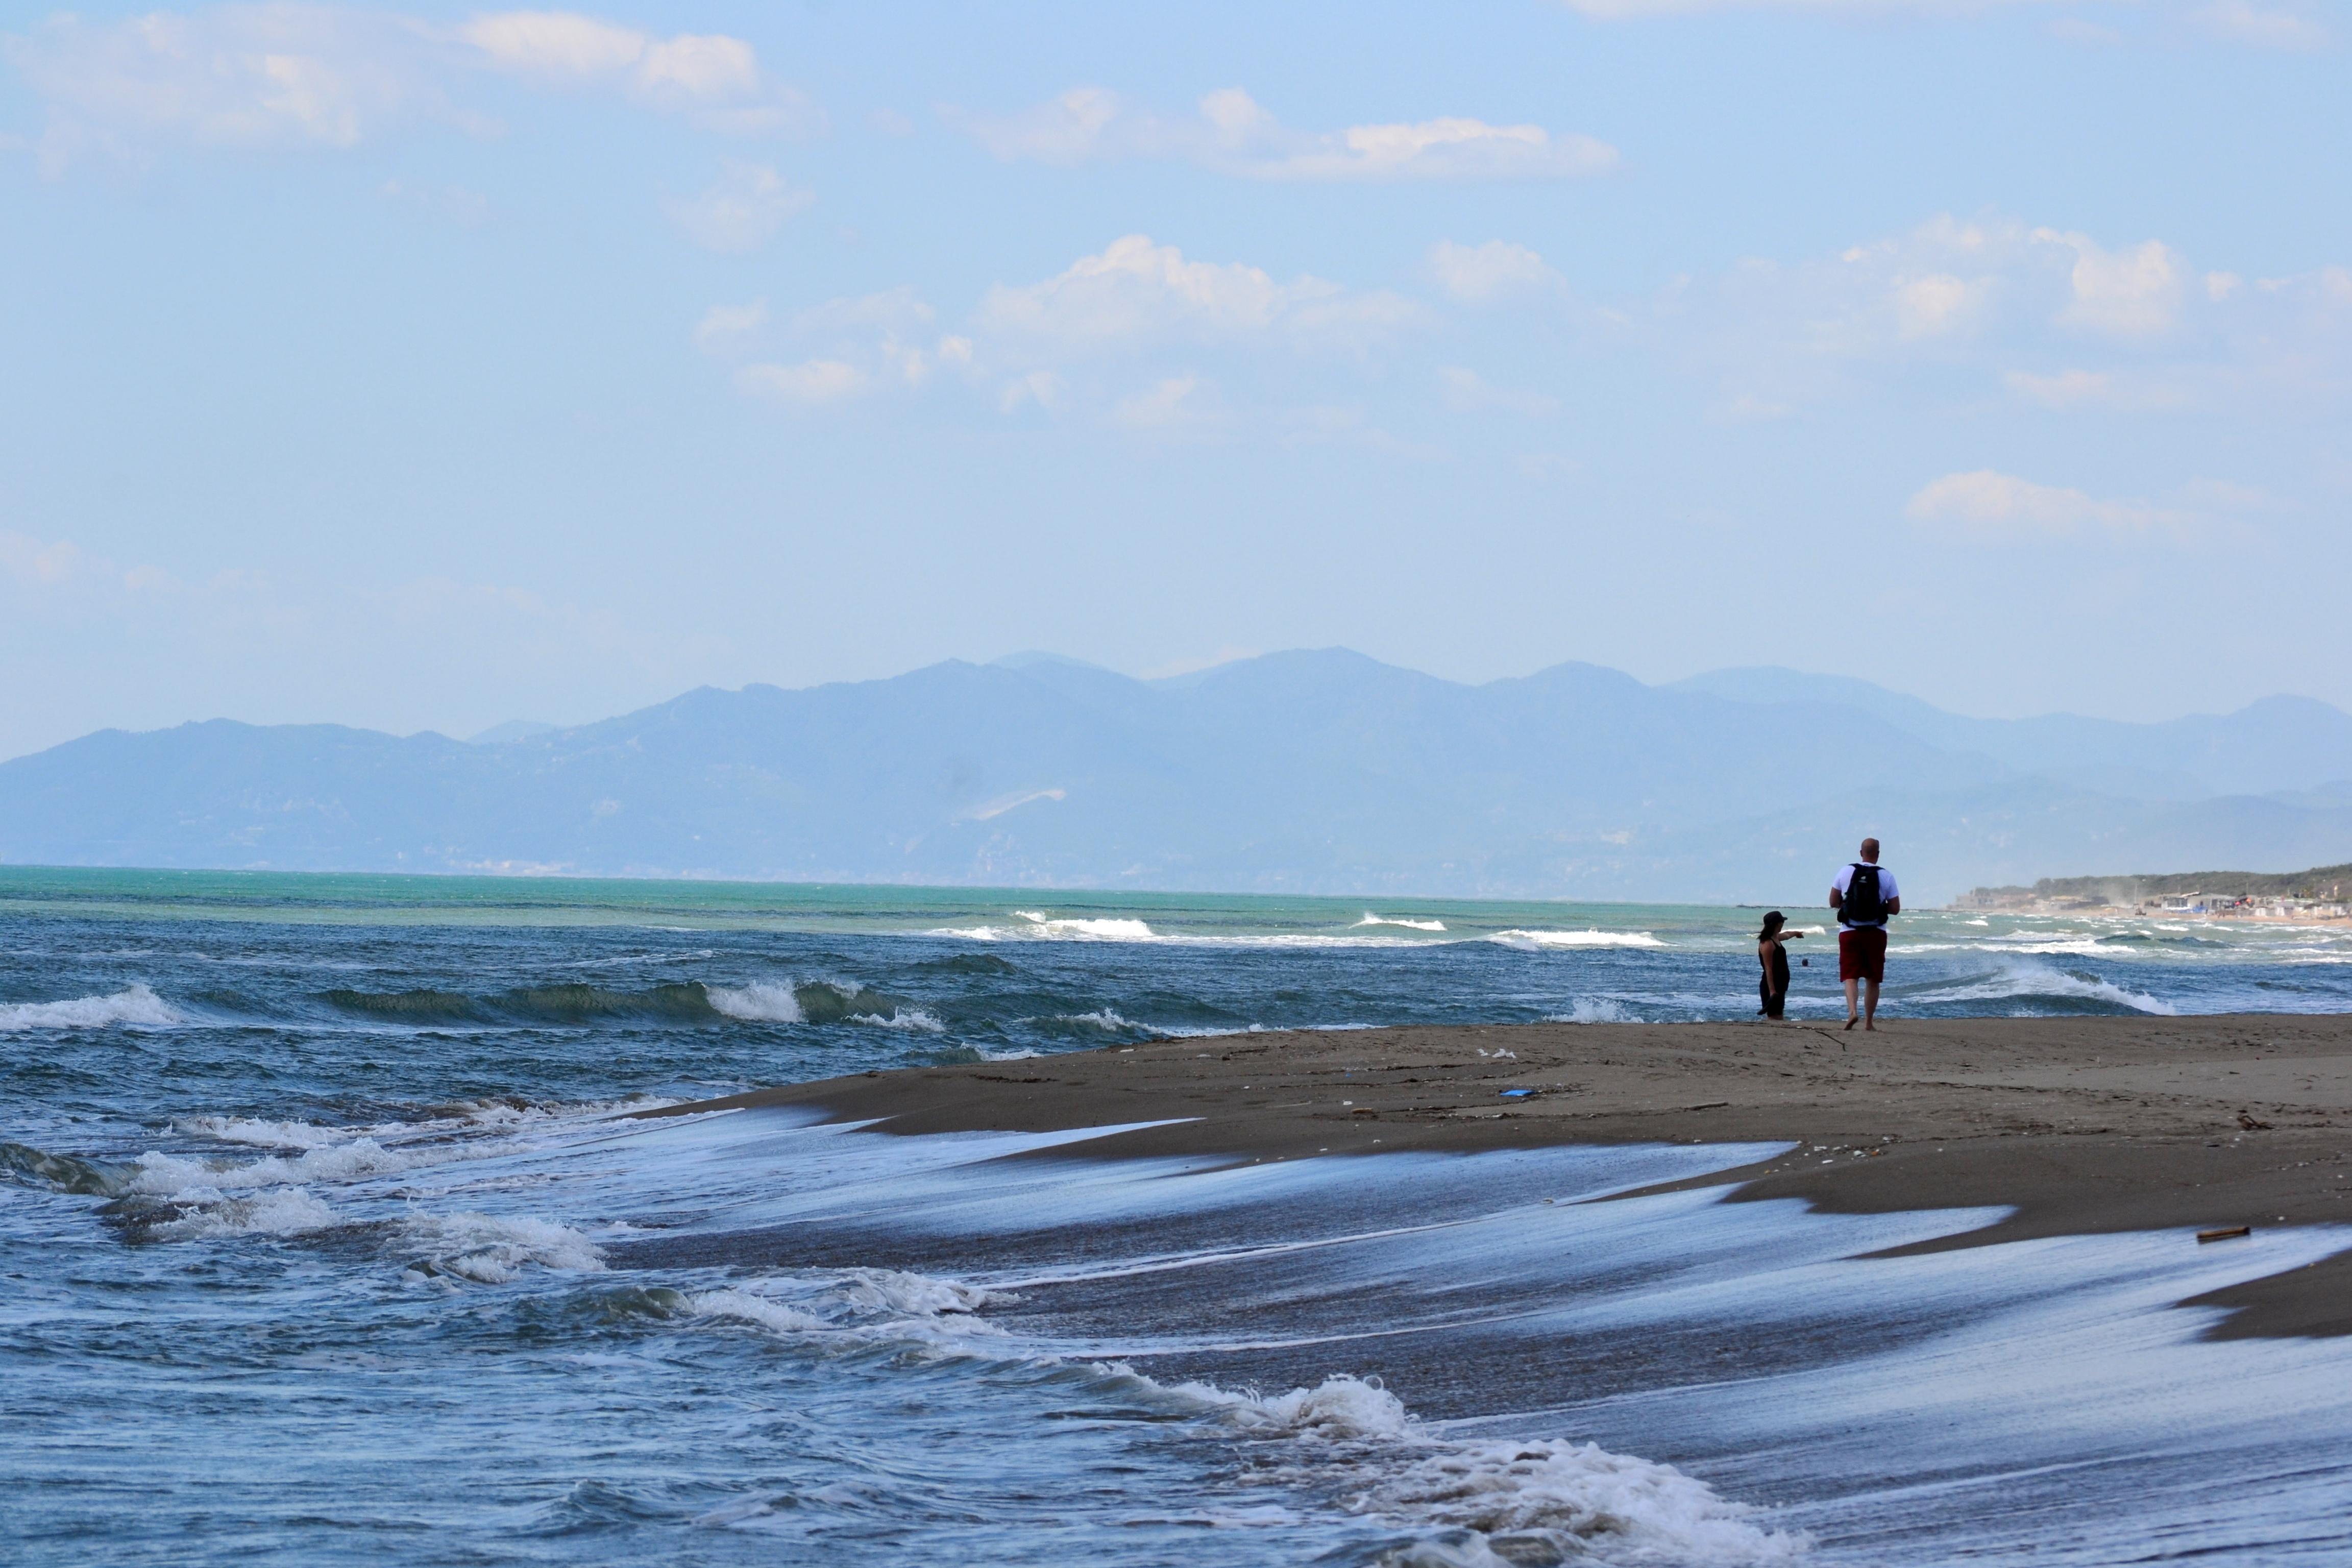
676, 1256, 1797, 1564
687, 1287, 829, 1334
1357, 914, 1448, 932
1013, 911, 1157, 940
0, 983, 184, 1031
684, 1268, 1010, 1344
400, 1212, 606, 1283
1157, 1373, 1803, 1564
1546, 998, 1636, 1023
1489, 929, 1665, 952
149, 1187, 340, 1241
1366, 1434, 1807, 1564
707, 982, 806, 1023
129, 1137, 448, 1196
1057, 1008, 1140, 1031
852, 1008, 946, 1033
176, 1115, 353, 1149
829, 1267, 1009, 1320
1907, 959, 2177, 1015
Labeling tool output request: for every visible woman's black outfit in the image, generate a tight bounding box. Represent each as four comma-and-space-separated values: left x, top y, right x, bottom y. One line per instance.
1758, 940, 1791, 1019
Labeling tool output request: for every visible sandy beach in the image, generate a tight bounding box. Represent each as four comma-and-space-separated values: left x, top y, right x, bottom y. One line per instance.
656, 1014, 2352, 1340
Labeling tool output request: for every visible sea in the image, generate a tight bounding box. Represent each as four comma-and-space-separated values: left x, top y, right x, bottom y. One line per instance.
6, 866, 2350, 1565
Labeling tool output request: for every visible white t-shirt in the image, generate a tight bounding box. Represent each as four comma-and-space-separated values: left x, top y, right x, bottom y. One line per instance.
1831, 862, 1900, 928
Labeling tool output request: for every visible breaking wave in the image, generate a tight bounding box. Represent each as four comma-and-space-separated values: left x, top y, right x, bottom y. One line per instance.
941, 912, 1159, 942
705, 982, 805, 1023
149, 1187, 341, 1241
1489, 929, 1667, 952
663, 1265, 1801, 1564
1902, 959, 2178, 1015
1357, 914, 1448, 932
399, 1212, 607, 1283
1545, 998, 1636, 1024
0, 984, 185, 1031
1013, 911, 1158, 940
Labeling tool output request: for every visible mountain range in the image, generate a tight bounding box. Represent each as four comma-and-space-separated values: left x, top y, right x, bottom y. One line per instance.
6, 649, 2351, 905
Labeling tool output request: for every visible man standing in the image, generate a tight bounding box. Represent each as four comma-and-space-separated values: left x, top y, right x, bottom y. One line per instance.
1829, 838, 1900, 1032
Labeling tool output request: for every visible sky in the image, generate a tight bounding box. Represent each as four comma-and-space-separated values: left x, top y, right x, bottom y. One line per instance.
1, 0, 2346, 761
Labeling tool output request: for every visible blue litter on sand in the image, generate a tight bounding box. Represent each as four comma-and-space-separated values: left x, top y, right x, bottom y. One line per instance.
1500, 1089, 1536, 1099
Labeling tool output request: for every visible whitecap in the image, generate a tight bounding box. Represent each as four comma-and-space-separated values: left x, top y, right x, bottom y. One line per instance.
1154, 1372, 1804, 1564
1905, 959, 2177, 1015
149, 1187, 340, 1241
1544, 998, 1635, 1024
1489, 929, 1665, 951
399, 1212, 606, 1283
707, 982, 805, 1023
0, 983, 184, 1031
129, 1138, 439, 1196
851, 1008, 946, 1033
176, 1115, 351, 1150
1356, 914, 1448, 932
1055, 1008, 1140, 1031
1012, 911, 1157, 941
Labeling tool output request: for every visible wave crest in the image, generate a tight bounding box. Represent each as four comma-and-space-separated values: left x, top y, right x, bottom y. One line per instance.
0, 983, 184, 1031
1489, 929, 1665, 952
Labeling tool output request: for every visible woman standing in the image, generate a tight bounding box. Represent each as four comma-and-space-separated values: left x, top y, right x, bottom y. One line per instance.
1756, 911, 1803, 1020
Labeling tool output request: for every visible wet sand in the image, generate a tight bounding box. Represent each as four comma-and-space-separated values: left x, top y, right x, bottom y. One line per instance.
652, 1014, 2352, 1338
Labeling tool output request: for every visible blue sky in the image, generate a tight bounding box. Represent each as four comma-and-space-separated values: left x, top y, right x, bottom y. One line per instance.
2, 0, 2345, 759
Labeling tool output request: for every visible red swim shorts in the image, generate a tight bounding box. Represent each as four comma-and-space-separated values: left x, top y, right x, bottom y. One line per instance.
1839, 926, 1888, 983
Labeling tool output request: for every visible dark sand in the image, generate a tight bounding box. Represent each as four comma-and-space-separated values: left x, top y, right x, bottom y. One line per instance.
651, 1014, 2352, 1339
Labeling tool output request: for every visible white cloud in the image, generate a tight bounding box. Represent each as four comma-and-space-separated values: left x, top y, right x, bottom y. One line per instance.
712, 287, 973, 407
665, 161, 810, 253
2193, 1, 2333, 48
1, 531, 92, 586
457, 10, 643, 80
2, 5, 815, 172
1430, 240, 1569, 303
459, 10, 810, 131
3, 7, 449, 169
1904, 470, 2188, 540
976, 234, 1417, 355
2037, 229, 2187, 339
733, 359, 865, 404
1437, 366, 1561, 416
946, 87, 1615, 181
1892, 273, 1991, 339
1110, 375, 1224, 432
694, 300, 768, 353
1664, 213, 2352, 415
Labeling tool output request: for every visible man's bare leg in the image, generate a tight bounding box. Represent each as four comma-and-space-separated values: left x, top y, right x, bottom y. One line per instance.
1863, 978, 1880, 1031
1843, 977, 1859, 1029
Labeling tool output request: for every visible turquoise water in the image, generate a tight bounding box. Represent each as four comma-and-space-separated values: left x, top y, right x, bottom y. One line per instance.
5, 868, 2350, 1564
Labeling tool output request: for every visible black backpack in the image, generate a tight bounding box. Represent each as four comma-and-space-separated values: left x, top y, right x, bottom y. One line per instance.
1844, 863, 1886, 924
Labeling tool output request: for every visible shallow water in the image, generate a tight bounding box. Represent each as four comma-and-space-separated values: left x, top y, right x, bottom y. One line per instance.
5, 869, 2349, 1563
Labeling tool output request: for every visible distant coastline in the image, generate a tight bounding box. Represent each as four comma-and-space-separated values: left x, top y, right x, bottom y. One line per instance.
1961, 861, 2352, 922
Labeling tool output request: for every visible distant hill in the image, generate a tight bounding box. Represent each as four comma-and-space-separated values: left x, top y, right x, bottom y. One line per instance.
5, 650, 2351, 905
1965, 863, 2352, 907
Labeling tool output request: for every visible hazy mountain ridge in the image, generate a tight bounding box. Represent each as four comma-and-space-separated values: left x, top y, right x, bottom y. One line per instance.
5, 650, 2350, 904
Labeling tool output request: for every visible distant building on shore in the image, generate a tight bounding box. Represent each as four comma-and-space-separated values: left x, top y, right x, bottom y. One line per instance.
1958, 862, 2350, 921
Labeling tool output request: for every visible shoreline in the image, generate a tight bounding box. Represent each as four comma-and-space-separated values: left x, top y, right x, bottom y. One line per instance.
650, 1013, 2352, 1340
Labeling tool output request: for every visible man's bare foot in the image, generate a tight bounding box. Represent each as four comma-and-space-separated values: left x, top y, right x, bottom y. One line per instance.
1844, 1017, 1858, 1031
